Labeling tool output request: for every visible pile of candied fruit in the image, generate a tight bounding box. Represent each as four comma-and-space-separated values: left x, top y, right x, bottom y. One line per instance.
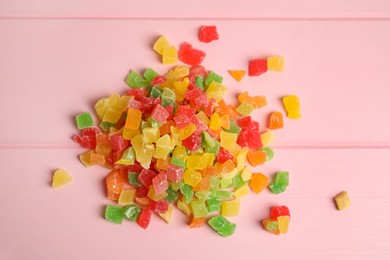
53, 26, 302, 237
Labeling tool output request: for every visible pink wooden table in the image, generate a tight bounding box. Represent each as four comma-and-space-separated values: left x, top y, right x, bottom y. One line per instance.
1, 1, 389, 259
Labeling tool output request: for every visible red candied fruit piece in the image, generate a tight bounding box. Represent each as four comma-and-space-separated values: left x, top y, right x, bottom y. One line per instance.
136, 185, 149, 198
137, 208, 152, 229
178, 42, 206, 66
190, 65, 208, 78
249, 59, 268, 76
191, 116, 207, 135
110, 134, 129, 151
217, 148, 234, 164
270, 206, 291, 219
177, 105, 196, 119
128, 161, 144, 173
185, 87, 202, 100
150, 199, 169, 214
239, 116, 260, 131
204, 98, 216, 117
138, 169, 157, 187
152, 172, 169, 195
72, 127, 99, 149
166, 164, 184, 183
182, 134, 202, 151
191, 92, 208, 108
127, 88, 147, 100
199, 26, 219, 43
150, 75, 166, 85
164, 104, 174, 120
237, 130, 262, 149
150, 104, 169, 123
173, 114, 191, 129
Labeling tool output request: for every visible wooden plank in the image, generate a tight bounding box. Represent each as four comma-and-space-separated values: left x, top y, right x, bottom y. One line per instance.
0, 19, 389, 145
1, 0, 390, 18
0, 148, 389, 259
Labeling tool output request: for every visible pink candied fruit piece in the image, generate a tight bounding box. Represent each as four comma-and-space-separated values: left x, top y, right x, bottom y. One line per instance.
178, 42, 206, 66
166, 164, 184, 183
191, 92, 208, 108
177, 105, 196, 119
185, 87, 202, 100
110, 134, 129, 151
151, 104, 169, 123
152, 171, 169, 195
199, 26, 219, 43
150, 199, 169, 214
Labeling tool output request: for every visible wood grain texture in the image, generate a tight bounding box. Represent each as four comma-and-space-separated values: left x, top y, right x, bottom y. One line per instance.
0, 148, 388, 259
1, 0, 390, 18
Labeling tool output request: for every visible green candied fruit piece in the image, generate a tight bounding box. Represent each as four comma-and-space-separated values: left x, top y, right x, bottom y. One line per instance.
123, 204, 141, 221
205, 71, 223, 86
125, 70, 148, 88
99, 121, 112, 132
162, 88, 176, 107
260, 147, 274, 162
180, 184, 194, 204
209, 176, 221, 190
170, 157, 186, 168
128, 172, 142, 187
206, 197, 222, 212
170, 180, 184, 191
165, 187, 179, 203
149, 85, 162, 98
190, 200, 208, 218
220, 178, 233, 189
225, 119, 242, 134
148, 117, 162, 128
275, 171, 289, 187
143, 68, 159, 82
202, 132, 220, 156
195, 76, 204, 90
209, 190, 232, 199
232, 174, 244, 189
266, 220, 279, 232
218, 222, 236, 237
195, 191, 209, 202
269, 183, 286, 194
76, 112, 94, 129
105, 205, 124, 224
208, 215, 236, 237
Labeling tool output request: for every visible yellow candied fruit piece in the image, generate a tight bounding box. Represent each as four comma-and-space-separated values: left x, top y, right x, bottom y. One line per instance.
277, 215, 290, 234
125, 108, 142, 129
103, 108, 122, 124
173, 145, 188, 162
267, 56, 284, 72
170, 126, 181, 147
158, 204, 174, 224
122, 127, 140, 141
334, 191, 351, 210
186, 155, 205, 170
153, 146, 171, 160
179, 124, 196, 140
260, 131, 274, 147
143, 127, 161, 144
177, 199, 192, 216
174, 77, 190, 97
235, 147, 249, 171
209, 113, 222, 130
184, 169, 202, 187
147, 185, 168, 201
233, 183, 250, 198
118, 189, 136, 206
221, 199, 240, 217
95, 98, 109, 120
202, 153, 215, 168
153, 35, 170, 55
240, 166, 253, 182
221, 168, 238, 180
79, 150, 95, 167
282, 95, 301, 119
95, 143, 112, 156
220, 131, 238, 150
206, 81, 227, 102
52, 169, 72, 188
196, 111, 210, 126
162, 46, 178, 65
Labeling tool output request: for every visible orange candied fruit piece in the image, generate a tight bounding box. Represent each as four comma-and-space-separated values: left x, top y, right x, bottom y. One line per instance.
247, 150, 267, 166
159, 120, 175, 135
229, 70, 246, 82
106, 169, 127, 201
189, 215, 206, 228
268, 111, 284, 130
250, 173, 269, 194
193, 178, 210, 192
238, 91, 267, 109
